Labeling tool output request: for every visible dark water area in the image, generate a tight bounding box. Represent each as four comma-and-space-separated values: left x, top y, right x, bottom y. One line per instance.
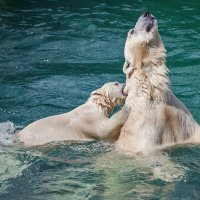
0, 0, 200, 199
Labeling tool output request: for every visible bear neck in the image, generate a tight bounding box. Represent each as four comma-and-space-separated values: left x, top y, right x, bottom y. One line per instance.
143, 44, 171, 104
127, 44, 171, 109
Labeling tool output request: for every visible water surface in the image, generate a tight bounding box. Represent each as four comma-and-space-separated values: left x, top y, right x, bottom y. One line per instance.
0, 0, 200, 199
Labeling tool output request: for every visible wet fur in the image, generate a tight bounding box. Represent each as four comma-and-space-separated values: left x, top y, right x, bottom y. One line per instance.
116, 25, 200, 154
17, 82, 129, 147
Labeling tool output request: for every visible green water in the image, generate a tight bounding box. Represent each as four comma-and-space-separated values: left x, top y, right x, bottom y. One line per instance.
0, 0, 200, 199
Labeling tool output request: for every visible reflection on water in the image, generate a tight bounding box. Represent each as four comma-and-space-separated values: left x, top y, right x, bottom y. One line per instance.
0, 0, 200, 199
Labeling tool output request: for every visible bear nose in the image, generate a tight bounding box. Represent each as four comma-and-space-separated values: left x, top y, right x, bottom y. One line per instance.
143, 11, 151, 17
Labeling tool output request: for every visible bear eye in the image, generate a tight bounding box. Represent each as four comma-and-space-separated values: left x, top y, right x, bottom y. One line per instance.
130, 29, 135, 34
114, 82, 119, 86
126, 61, 130, 68
128, 29, 135, 37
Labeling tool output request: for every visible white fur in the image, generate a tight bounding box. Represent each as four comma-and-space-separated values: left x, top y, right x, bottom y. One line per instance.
16, 82, 129, 147
116, 19, 200, 154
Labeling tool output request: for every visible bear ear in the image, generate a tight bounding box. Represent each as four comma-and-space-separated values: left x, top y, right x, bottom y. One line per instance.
91, 86, 109, 97
123, 61, 134, 74
91, 88, 103, 97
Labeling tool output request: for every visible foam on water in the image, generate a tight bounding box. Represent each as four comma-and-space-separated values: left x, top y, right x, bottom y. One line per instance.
0, 121, 15, 145
0, 121, 22, 146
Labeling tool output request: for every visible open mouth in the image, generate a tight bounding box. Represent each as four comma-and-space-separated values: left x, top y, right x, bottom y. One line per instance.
142, 11, 156, 32
121, 85, 128, 96
145, 19, 155, 32
146, 18, 155, 32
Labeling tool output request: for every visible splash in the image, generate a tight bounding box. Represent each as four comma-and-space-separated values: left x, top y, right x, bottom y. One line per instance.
0, 121, 22, 145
